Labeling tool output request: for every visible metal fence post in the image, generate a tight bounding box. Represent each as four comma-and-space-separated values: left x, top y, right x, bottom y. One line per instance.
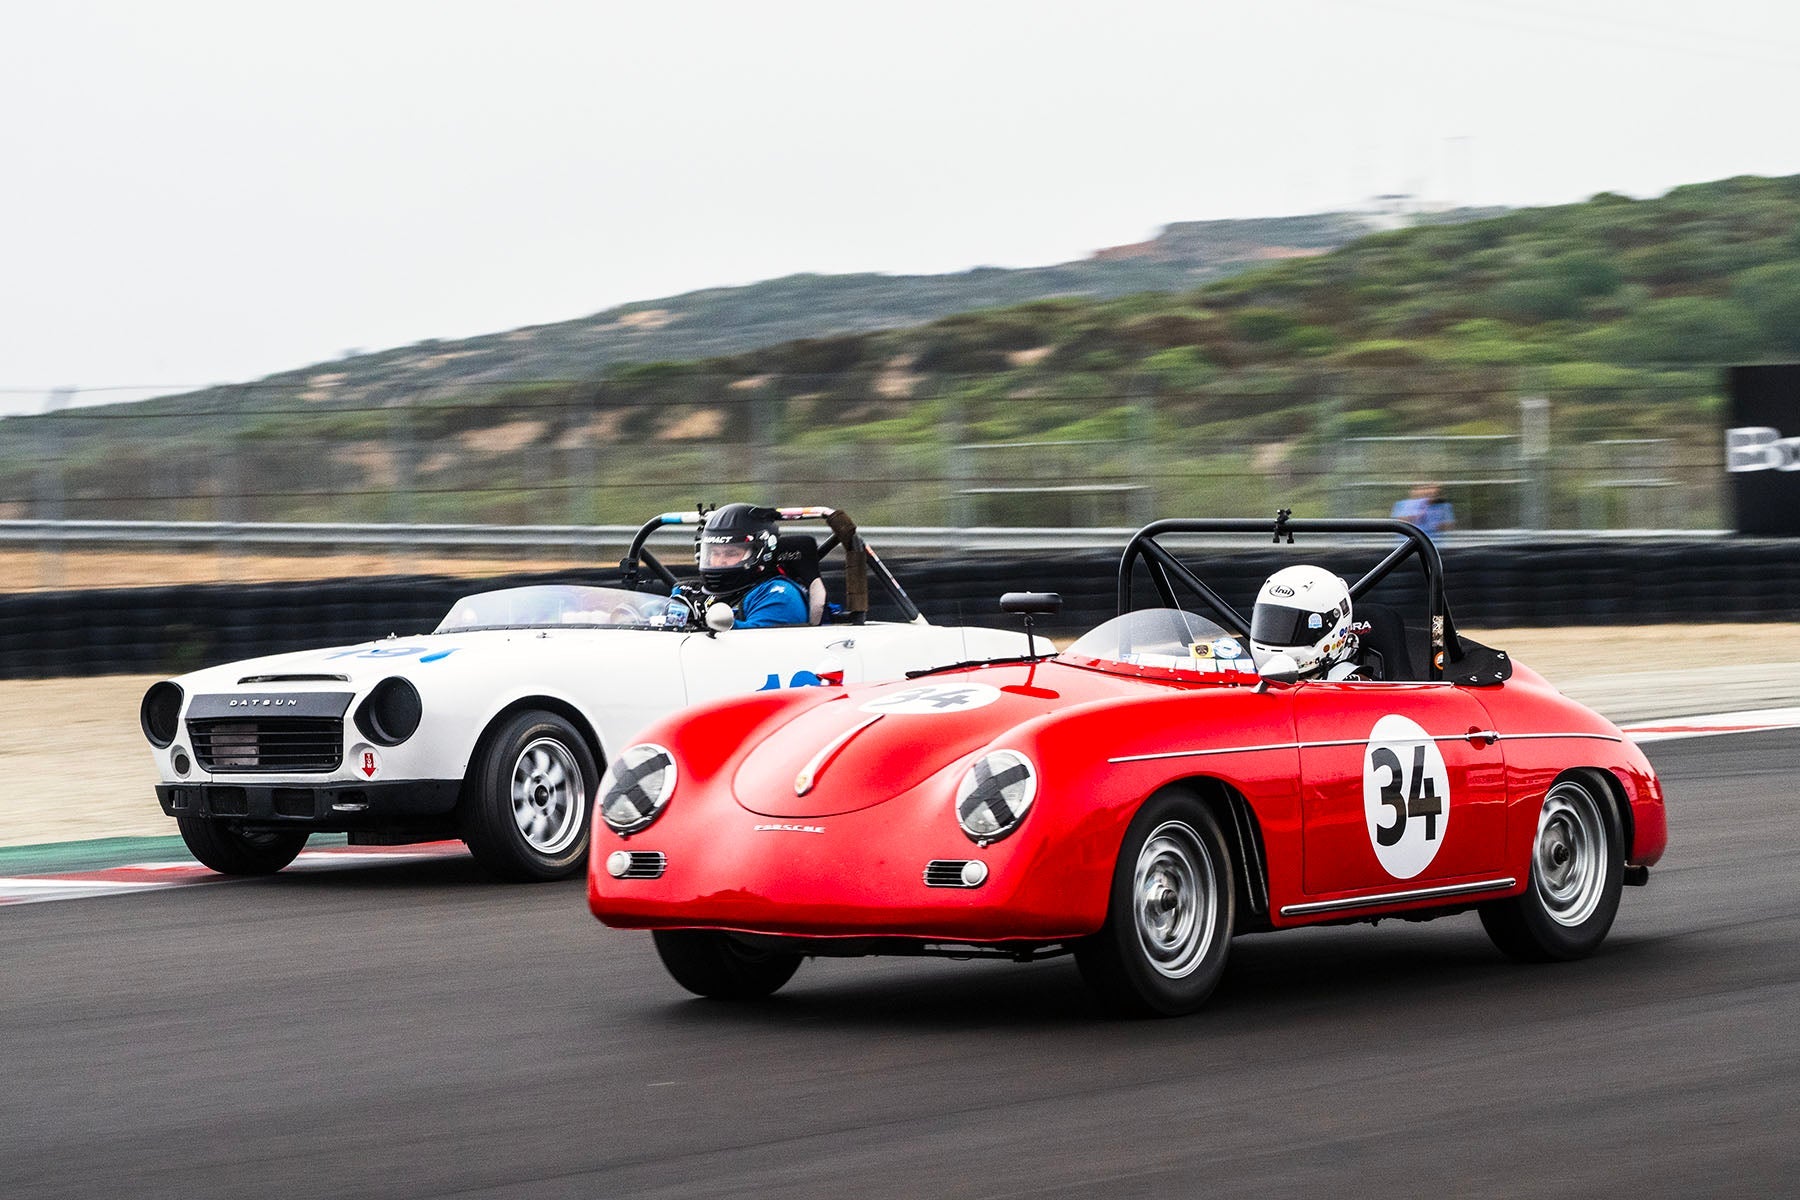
1129, 372, 1155, 526
1519, 395, 1549, 530
388, 387, 415, 573
36, 387, 72, 588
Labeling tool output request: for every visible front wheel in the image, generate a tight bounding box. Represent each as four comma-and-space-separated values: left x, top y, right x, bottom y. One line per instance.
461, 710, 597, 882
1075, 793, 1236, 1018
1480, 776, 1623, 962
177, 816, 307, 875
652, 931, 803, 1000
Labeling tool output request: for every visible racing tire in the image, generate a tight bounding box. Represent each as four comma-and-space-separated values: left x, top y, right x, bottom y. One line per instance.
177, 816, 307, 876
1075, 793, 1236, 1018
461, 710, 597, 882
1480, 776, 1624, 963
652, 931, 803, 1000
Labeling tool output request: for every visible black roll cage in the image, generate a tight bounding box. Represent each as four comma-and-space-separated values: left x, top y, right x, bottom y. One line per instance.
617, 505, 923, 625
1116, 511, 1462, 681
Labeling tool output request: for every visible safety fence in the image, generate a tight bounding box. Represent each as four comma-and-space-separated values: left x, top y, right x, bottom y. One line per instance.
0, 370, 1731, 550
4, 536, 1795, 679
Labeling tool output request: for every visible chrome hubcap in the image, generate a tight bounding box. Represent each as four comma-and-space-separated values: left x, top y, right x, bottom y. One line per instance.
1534, 782, 1607, 927
1132, 820, 1218, 979
511, 737, 584, 855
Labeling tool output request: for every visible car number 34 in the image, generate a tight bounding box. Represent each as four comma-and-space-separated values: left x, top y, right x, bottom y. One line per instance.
1362, 714, 1452, 879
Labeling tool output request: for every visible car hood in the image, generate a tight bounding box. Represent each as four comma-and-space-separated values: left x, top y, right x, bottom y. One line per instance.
732, 663, 1147, 818
169, 627, 687, 691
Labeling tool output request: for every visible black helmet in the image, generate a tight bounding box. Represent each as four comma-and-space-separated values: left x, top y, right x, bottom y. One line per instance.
697, 503, 780, 598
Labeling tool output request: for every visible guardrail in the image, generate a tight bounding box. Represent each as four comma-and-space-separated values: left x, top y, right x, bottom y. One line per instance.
3, 532, 1796, 680
0, 518, 1738, 554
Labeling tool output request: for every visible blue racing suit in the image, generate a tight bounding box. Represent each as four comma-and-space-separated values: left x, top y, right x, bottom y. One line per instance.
734, 575, 809, 629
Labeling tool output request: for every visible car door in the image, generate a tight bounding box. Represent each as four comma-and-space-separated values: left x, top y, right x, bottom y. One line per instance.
1294, 682, 1507, 898
677, 625, 866, 705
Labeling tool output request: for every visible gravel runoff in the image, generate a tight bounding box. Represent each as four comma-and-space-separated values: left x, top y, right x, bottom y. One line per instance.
5, 623, 1796, 849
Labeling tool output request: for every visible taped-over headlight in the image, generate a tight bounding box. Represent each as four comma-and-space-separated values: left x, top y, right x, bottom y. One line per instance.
140, 681, 184, 748
599, 744, 677, 834
955, 750, 1037, 843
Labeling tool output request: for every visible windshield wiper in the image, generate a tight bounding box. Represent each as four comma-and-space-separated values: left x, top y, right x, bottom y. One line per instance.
904, 654, 1044, 679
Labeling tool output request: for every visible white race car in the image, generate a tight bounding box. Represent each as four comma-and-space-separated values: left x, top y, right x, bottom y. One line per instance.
139, 507, 1038, 880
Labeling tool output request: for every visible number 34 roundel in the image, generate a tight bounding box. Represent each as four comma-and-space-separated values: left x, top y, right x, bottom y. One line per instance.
1362, 714, 1452, 879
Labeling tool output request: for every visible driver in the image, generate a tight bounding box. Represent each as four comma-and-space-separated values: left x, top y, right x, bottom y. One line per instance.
695, 503, 809, 629
1248, 565, 1367, 681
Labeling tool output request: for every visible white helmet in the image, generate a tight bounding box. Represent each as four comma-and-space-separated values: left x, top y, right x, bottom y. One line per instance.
1250, 565, 1354, 678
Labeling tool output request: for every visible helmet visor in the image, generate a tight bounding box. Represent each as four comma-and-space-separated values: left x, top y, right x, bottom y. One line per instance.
698, 537, 756, 571
1251, 601, 1345, 647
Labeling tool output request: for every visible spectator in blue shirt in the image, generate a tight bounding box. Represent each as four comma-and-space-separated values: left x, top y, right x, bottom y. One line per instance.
1391, 484, 1456, 541
695, 503, 809, 629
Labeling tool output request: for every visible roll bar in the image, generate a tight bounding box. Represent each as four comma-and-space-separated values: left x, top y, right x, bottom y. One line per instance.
617, 504, 922, 625
1115, 510, 1461, 680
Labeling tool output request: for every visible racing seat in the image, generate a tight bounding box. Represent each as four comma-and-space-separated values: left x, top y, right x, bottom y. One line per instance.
1354, 602, 1425, 681
774, 534, 828, 626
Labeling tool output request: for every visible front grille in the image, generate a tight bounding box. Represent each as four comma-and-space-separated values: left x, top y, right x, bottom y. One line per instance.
615, 851, 667, 879
188, 718, 343, 773
924, 859, 986, 888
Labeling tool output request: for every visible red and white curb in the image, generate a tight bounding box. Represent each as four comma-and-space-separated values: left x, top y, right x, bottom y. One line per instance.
0, 841, 467, 906
1617, 705, 1800, 743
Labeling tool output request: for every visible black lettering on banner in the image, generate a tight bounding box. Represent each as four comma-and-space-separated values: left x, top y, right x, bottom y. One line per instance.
1373, 744, 1441, 846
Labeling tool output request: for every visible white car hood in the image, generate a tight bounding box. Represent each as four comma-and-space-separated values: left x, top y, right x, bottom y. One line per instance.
170, 627, 688, 692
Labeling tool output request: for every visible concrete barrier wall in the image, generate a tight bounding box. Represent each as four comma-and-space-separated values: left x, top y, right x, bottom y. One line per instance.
3, 538, 1797, 679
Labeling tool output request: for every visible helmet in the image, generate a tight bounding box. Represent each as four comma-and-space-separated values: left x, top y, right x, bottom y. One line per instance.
1249, 565, 1354, 678
697, 503, 780, 598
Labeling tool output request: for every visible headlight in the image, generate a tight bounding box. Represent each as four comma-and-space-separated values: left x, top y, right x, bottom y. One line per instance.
599, 744, 677, 834
955, 750, 1037, 844
355, 677, 423, 746
140, 681, 184, 748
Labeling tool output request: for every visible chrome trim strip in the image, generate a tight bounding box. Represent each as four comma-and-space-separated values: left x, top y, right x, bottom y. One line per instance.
1109, 731, 1620, 764
794, 714, 882, 795
1280, 877, 1517, 917
1110, 741, 1303, 764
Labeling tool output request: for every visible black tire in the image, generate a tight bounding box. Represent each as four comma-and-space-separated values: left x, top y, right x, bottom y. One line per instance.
176, 816, 307, 876
461, 710, 597, 882
652, 930, 803, 1000
1480, 775, 1624, 962
1074, 793, 1236, 1018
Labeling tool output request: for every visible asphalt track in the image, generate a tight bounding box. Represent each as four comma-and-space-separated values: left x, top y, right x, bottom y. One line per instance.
3, 734, 1796, 1199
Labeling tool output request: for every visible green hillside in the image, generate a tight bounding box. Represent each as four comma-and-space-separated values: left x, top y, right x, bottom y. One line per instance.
6, 177, 1793, 529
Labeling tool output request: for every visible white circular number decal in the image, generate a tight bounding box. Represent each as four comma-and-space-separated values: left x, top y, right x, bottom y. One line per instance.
860, 682, 1001, 715
1362, 714, 1450, 879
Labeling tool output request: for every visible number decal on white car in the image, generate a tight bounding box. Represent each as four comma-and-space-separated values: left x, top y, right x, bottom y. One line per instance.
1362, 714, 1450, 879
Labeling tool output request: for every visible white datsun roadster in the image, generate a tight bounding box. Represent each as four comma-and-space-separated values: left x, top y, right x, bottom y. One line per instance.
139, 507, 1037, 880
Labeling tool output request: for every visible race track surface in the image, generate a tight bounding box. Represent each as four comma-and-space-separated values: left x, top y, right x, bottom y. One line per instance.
3, 734, 1795, 1198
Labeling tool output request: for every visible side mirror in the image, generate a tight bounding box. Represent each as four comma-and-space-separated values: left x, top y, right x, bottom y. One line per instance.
1257, 652, 1301, 686
705, 601, 736, 633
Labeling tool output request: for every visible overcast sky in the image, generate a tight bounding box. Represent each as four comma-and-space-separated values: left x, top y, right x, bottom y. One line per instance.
4, 0, 1800, 412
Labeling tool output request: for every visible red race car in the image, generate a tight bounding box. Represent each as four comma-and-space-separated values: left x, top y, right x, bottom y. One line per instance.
587, 515, 1668, 1016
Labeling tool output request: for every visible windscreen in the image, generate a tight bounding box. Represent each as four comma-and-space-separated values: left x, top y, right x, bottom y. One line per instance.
435, 586, 692, 632
1059, 608, 1255, 676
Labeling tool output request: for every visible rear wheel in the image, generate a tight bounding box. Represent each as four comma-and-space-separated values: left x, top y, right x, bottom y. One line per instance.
1075, 793, 1235, 1018
462, 710, 596, 882
1480, 776, 1623, 962
177, 816, 307, 875
652, 931, 803, 1000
